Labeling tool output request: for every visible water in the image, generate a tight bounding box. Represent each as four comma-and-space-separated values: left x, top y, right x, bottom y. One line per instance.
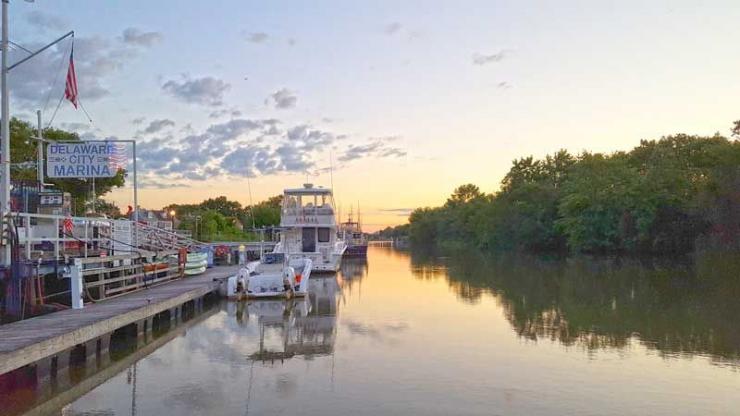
9, 247, 740, 415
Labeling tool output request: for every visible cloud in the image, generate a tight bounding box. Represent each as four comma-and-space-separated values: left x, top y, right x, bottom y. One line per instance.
384, 22, 402, 35
121, 28, 163, 47
132, 117, 146, 125
139, 119, 175, 135
472, 50, 511, 65
161, 76, 230, 106
59, 122, 92, 131
287, 38, 297, 47
246, 32, 269, 43
265, 88, 297, 109
339, 137, 406, 162
139, 180, 189, 189
25, 10, 66, 31
9, 28, 164, 109
134, 117, 399, 182
208, 108, 242, 119
379, 208, 414, 216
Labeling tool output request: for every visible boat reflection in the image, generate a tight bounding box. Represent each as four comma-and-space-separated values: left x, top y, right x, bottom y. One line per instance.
233, 276, 340, 363
338, 257, 368, 295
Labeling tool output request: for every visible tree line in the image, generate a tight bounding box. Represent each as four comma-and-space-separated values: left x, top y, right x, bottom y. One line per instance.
402, 129, 740, 254
164, 195, 282, 242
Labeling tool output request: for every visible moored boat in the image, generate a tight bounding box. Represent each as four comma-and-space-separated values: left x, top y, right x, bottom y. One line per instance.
339, 208, 368, 258
273, 183, 346, 272
221, 253, 312, 299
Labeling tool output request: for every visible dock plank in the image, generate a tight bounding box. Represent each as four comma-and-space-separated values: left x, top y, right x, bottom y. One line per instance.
0, 265, 238, 375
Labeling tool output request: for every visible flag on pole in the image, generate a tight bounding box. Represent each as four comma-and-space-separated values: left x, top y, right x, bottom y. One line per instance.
64, 45, 78, 109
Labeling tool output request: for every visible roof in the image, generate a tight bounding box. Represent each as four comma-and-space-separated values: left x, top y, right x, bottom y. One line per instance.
284, 184, 333, 195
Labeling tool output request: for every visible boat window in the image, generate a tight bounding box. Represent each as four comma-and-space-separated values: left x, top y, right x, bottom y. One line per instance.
353, 233, 362, 239
318, 227, 331, 242
283, 192, 335, 215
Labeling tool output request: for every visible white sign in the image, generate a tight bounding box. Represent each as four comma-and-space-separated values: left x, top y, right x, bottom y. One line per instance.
46, 142, 127, 178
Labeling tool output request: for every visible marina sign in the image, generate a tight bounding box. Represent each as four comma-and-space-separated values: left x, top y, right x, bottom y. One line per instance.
46, 142, 127, 178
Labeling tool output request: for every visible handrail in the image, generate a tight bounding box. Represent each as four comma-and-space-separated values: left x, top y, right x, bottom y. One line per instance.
68, 251, 184, 309
10, 211, 207, 262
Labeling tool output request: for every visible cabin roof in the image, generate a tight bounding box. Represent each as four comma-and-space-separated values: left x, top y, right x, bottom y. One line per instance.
284, 187, 333, 195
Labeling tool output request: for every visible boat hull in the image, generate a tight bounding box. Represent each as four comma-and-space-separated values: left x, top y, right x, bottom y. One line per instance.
343, 244, 368, 257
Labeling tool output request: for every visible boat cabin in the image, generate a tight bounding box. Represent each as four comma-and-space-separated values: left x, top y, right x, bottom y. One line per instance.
279, 184, 340, 256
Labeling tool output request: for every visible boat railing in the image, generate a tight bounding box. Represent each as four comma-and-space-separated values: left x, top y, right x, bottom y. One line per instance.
282, 207, 335, 217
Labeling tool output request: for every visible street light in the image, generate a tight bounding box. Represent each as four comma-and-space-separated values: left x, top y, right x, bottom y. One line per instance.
1, 1, 74, 265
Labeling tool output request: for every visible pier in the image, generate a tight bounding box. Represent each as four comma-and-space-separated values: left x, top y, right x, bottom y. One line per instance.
0, 265, 238, 376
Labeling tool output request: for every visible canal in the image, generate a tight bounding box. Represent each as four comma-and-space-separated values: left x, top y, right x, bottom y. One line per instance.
3, 247, 740, 415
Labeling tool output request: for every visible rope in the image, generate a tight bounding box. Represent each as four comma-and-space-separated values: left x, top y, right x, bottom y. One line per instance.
42, 36, 72, 116
78, 98, 94, 124
46, 92, 65, 129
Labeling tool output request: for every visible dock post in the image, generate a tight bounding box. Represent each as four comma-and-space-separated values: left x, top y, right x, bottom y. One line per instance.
52, 349, 72, 389
70, 258, 84, 309
84, 340, 98, 366
34, 358, 54, 397
169, 306, 180, 322
34, 356, 53, 382
97, 335, 111, 368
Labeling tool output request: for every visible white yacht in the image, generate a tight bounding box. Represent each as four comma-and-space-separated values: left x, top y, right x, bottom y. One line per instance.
273, 184, 346, 272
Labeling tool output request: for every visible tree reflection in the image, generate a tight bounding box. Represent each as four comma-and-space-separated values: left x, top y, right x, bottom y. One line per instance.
411, 248, 740, 365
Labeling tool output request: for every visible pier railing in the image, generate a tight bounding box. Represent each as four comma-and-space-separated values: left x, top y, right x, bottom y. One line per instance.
13, 212, 114, 261
68, 251, 183, 309
10, 212, 209, 262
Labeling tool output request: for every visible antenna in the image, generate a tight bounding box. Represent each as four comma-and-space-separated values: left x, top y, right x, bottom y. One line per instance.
329, 151, 335, 192
329, 150, 337, 222
246, 174, 256, 230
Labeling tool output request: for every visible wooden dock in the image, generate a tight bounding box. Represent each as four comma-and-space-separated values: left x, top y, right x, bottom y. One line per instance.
0, 265, 239, 376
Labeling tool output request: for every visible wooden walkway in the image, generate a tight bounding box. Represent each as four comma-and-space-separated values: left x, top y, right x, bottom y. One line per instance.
0, 265, 239, 376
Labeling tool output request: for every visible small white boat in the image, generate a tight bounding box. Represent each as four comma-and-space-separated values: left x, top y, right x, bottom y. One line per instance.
222, 253, 312, 299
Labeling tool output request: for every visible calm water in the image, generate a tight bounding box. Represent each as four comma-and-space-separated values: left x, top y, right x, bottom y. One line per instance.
14, 247, 740, 415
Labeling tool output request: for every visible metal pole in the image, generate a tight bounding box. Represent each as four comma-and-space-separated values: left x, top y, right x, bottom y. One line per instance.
91, 177, 95, 213
36, 110, 43, 189
1, 0, 10, 266
132, 140, 138, 247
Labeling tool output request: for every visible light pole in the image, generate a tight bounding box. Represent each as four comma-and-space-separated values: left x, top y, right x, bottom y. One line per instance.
195, 215, 201, 240
2, 0, 11, 265
1, 0, 74, 266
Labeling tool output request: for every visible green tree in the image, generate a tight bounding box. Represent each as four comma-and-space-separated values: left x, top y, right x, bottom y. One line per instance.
10, 118, 125, 214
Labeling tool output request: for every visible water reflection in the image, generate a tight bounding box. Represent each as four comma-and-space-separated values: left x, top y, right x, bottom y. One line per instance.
338, 257, 368, 295
13, 248, 740, 415
411, 249, 740, 366
235, 277, 339, 362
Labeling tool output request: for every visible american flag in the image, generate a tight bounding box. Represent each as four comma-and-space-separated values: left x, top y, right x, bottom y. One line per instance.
64, 45, 78, 109
107, 143, 128, 170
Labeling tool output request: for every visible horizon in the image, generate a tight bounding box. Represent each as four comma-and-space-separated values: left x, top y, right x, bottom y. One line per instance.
8, 1, 740, 231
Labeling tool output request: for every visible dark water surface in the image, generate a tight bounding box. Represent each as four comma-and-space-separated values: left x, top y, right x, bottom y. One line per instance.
17, 248, 740, 415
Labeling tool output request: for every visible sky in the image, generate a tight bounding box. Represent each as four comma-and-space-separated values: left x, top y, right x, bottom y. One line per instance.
7, 0, 740, 230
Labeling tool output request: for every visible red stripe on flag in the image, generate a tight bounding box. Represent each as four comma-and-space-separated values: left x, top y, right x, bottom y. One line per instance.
65, 46, 78, 109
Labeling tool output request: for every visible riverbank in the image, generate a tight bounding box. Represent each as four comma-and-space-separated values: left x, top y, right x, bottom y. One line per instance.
393, 133, 740, 255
